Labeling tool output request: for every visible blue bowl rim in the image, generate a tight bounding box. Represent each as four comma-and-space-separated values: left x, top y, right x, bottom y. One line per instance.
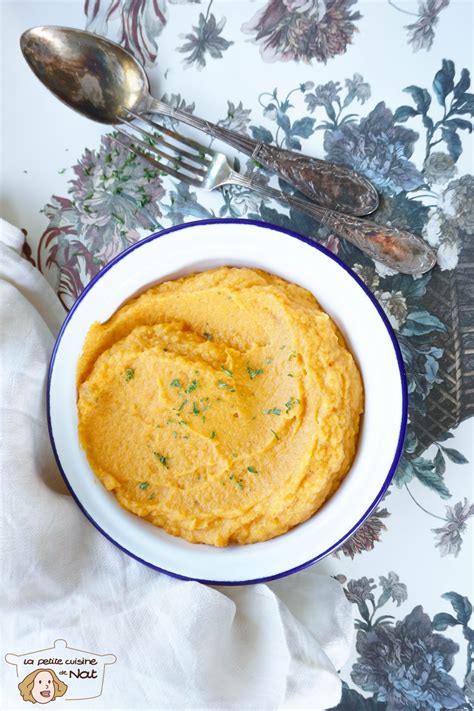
47, 217, 408, 585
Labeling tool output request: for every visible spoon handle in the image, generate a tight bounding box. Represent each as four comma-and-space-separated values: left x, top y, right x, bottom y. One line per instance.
146, 98, 379, 218
228, 174, 436, 275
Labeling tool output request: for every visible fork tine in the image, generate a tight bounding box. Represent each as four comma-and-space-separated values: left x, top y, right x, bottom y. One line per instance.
111, 136, 200, 187
122, 117, 211, 168
119, 121, 208, 176
125, 108, 215, 157
115, 127, 207, 181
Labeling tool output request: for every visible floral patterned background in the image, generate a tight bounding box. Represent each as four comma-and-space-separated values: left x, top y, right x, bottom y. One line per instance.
3, 0, 473, 708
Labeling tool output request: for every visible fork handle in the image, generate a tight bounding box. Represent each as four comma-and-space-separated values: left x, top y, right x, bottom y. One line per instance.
146, 98, 379, 217
233, 177, 436, 275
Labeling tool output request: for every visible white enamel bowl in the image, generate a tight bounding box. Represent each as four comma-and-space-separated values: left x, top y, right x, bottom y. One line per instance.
48, 219, 407, 584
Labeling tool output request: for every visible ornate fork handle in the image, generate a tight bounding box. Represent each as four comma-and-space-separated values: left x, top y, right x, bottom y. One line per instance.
230, 174, 436, 275
146, 98, 379, 217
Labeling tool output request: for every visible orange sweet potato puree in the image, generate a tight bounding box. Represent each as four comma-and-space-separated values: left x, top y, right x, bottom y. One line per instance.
77, 267, 363, 546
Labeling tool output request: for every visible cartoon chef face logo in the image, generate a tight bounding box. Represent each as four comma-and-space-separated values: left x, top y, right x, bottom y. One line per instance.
18, 668, 67, 704
5, 640, 116, 703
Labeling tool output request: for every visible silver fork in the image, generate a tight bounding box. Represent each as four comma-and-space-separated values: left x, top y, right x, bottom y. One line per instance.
113, 112, 436, 275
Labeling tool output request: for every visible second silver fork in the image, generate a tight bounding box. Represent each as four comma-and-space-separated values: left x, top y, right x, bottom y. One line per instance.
114, 113, 436, 275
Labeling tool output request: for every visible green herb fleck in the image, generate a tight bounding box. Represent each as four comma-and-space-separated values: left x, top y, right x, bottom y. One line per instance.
125, 367, 135, 382
185, 379, 198, 394
138, 481, 149, 490
265, 358, 273, 365
271, 429, 279, 440
192, 402, 200, 415
221, 366, 233, 377
203, 332, 213, 340
172, 431, 178, 439
285, 397, 300, 413
288, 352, 297, 361
170, 378, 181, 388
176, 399, 188, 413
58, 168, 66, 175
229, 474, 244, 490
247, 466, 258, 474
138, 193, 151, 207
247, 366, 264, 380
148, 493, 156, 500
217, 380, 235, 392
210, 431, 217, 439
288, 373, 294, 377
144, 167, 158, 180
265, 408, 281, 416
154, 452, 169, 468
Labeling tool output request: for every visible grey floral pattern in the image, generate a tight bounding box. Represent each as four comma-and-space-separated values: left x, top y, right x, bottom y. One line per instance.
324, 102, 423, 194
217, 101, 252, 134
423, 151, 457, 185
241, 0, 362, 64
177, 0, 233, 70
352, 605, 464, 709
84, 0, 166, 66
333, 499, 390, 558
338, 574, 471, 711
432, 499, 474, 557
388, 0, 450, 52
39, 134, 165, 305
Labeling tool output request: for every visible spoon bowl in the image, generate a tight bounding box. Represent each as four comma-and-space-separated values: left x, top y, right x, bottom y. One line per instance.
21, 26, 149, 124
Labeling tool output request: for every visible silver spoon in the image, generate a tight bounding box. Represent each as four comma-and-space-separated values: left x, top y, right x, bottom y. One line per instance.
20, 25, 379, 217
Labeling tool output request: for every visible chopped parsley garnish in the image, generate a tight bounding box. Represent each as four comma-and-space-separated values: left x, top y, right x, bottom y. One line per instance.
148, 493, 156, 500
138, 481, 149, 490
176, 399, 188, 412
185, 379, 198, 394
203, 332, 213, 340
265, 408, 281, 416
210, 431, 217, 439
192, 402, 200, 415
124, 367, 135, 382
229, 474, 244, 490
170, 378, 181, 388
271, 429, 280, 440
265, 358, 273, 365
172, 431, 178, 439
288, 373, 294, 377
154, 452, 169, 468
217, 380, 235, 392
247, 366, 264, 380
285, 397, 300, 413
247, 466, 258, 474
221, 366, 233, 377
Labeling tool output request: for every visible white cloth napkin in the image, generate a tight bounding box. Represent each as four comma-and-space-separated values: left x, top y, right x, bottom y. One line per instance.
0, 218, 353, 710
